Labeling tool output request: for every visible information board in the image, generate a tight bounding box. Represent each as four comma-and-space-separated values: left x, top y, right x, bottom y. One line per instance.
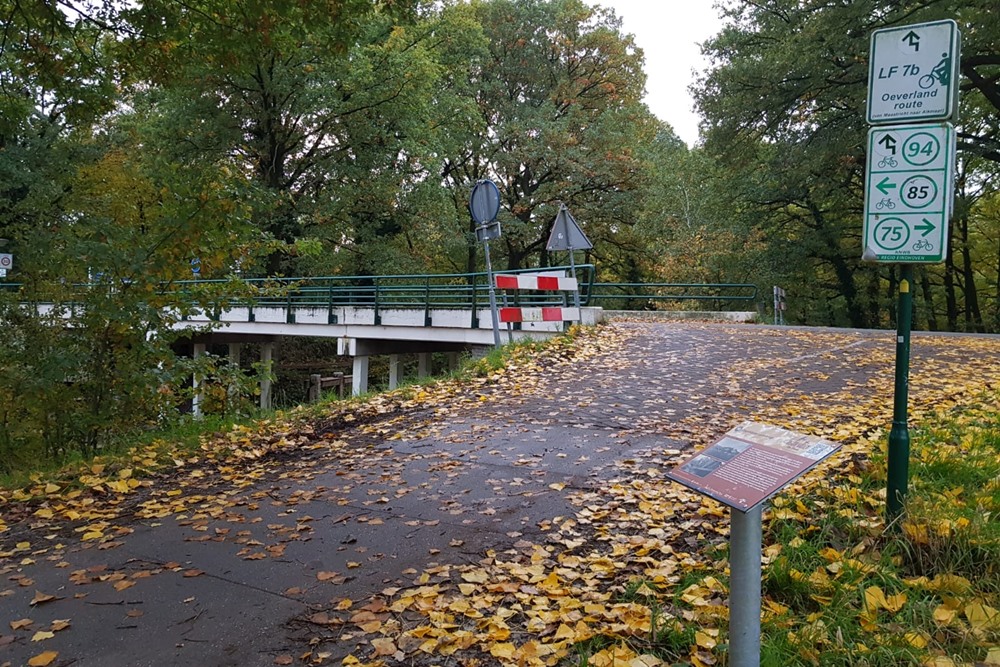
667, 422, 840, 513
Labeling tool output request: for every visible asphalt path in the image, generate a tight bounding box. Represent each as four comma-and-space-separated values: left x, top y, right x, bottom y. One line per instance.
2, 321, 998, 667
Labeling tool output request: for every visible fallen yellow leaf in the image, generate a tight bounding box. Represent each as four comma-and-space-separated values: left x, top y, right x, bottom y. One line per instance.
28, 651, 59, 667
30, 591, 58, 606
933, 605, 958, 624
966, 602, 1000, 631
461, 570, 488, 584
922, 657, 956, 667
489, 643, 516, 659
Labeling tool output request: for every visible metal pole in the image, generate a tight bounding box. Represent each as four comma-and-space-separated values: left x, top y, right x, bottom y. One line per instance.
568, 248, 581, 310
501, 292, 513, 343
729, 505, 762, 667
887, 264, 914, 522
483, 238, 502, 348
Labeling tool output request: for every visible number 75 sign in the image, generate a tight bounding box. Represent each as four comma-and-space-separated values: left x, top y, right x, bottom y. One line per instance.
863, 123, 955, 264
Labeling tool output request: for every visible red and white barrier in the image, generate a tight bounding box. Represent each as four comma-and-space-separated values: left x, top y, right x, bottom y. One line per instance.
499, 306, 580, 323
495, 272, 581, 325
495, 274, 578, 292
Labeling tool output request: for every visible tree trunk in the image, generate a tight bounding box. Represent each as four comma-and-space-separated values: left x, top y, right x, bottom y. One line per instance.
919, 269, 939, 331
466, 215, 478, 277
805, 201, 864, 328
944, 232, 958, 331
958, 210, 984, 332
995, 233, 1000, 331
864, 270, 882, 328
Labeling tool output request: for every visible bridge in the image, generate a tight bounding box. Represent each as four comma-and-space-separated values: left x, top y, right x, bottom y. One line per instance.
6, 266, 758, 411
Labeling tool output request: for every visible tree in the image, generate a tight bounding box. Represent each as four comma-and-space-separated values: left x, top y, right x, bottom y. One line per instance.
434, 0, 662, 274
123, 0, 435, 277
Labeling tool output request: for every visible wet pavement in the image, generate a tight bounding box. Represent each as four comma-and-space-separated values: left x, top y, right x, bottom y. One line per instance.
2, 321, 998, 666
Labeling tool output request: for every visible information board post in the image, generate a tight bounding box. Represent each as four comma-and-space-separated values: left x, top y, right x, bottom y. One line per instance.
887, 266, 914, 521
729, 505, 763, 667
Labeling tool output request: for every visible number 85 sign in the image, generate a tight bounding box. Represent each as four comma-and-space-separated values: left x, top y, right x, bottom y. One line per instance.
863, 122, 955, 264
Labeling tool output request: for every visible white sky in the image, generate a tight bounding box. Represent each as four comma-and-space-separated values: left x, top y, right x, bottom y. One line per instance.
589, 1, 725, 146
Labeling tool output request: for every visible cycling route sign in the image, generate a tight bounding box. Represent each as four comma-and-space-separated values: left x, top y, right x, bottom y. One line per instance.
863, 123, 955, 264
867, 19, 960, 125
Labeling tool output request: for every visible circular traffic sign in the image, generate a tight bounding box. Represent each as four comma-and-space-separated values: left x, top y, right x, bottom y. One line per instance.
873, 217, 911, 251
902, 132, 940, 166
469, 180, 501, 224
0, 256, 10, 269
900, 175, 938, 209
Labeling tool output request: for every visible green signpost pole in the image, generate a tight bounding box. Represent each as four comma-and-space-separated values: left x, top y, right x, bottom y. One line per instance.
886, 264, 914, 522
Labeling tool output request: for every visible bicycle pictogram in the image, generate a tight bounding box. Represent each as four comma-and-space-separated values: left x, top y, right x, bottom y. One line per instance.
875, 198, 895, 210
912, 239, 934, 251
878, 156, 898, 168
918, 53, 951, 89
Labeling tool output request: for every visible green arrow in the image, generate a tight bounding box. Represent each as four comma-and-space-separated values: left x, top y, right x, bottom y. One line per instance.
915, 219, 935, 237
876, 177, 897, 196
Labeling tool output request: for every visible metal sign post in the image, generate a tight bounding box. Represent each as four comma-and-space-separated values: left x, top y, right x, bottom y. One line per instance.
772, 286, 786, 325
469, 180, 503, 348
887, 267, 914, 519
866, 20, 960, 522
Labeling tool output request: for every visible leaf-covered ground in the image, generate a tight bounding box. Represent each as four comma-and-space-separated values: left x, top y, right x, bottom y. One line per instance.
1, 321, 999, 667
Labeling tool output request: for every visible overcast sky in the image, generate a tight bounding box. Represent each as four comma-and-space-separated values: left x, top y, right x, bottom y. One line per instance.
588, 1, 725, 146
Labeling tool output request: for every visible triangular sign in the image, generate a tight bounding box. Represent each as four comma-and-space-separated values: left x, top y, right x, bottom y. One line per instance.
546, 205, 593, 251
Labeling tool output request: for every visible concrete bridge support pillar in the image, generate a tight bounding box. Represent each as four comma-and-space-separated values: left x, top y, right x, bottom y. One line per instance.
192, 342, 206, 418
417, 353, 431, 379
388, 354, 401, 390
447, 352, 460, 373
352, 356, 370, 396
260, 342, 274, 411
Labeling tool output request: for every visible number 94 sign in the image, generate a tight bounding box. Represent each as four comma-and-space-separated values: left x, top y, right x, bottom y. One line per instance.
863, 122, 955, 264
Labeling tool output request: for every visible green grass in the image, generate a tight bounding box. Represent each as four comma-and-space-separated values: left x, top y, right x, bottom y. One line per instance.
754, 392, 1000, 666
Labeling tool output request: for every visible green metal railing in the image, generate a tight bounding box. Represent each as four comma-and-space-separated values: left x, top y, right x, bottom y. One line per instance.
3, 269, 759, 320
170, 265, 597, 327
584, 282, 758, 311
